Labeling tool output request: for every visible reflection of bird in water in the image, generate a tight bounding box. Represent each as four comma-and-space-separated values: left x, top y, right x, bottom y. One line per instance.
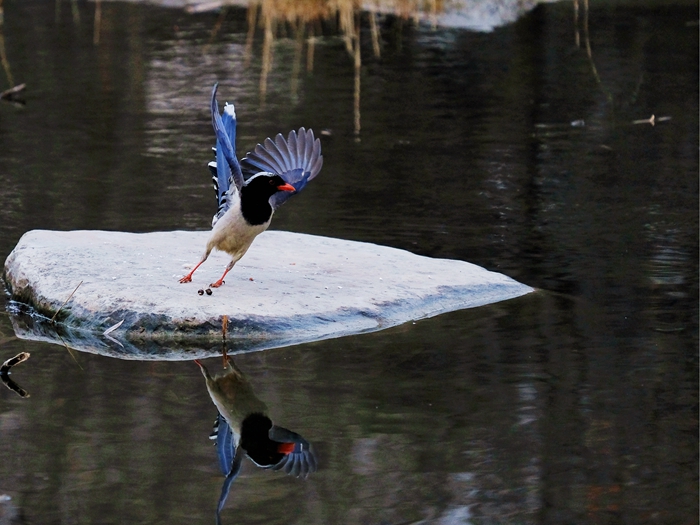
194, 358, 317, 524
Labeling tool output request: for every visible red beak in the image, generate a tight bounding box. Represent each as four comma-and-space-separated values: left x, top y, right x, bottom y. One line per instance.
277, 183, 296, 192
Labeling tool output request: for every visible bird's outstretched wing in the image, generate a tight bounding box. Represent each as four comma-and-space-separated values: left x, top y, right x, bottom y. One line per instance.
268, 425, 318, 478
210, 83, 245, 225
242, 128, 323, 210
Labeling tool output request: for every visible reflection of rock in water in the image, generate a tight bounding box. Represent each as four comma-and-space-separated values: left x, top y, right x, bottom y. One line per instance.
195, 358, 317, 523
6, 306, 237, 361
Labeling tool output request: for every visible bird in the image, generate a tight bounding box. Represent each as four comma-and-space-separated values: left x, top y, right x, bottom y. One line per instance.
194, 358, 317, 524
179, 83, 323, 287
194, 358, 317, 476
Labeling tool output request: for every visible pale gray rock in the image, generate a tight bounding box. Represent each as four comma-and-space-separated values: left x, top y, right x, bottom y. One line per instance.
3, 230, 533, 359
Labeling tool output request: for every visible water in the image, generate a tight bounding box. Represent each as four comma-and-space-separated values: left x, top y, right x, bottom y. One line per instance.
0, 1, 697, 524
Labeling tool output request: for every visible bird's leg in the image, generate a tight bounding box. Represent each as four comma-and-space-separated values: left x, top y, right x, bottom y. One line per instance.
179, 251, 211, 283
179, 261, 204, 283
222, 342, 229, 369
221, 316, 229, 368
210, 259, 236, 288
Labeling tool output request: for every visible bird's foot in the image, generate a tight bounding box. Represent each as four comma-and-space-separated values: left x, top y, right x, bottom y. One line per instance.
210, 279, 225, 288
179, 275, 193, 284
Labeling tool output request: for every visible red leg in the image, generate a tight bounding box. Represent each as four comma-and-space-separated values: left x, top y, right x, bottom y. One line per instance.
221, 316, 229, 368
179, 259, 206, 283
210, 266, 233, 288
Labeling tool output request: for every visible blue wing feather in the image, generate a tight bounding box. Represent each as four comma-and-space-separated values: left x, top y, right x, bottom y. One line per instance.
207, 84, 323, 215
242, 127, 323, 210
268, 425, 318, 478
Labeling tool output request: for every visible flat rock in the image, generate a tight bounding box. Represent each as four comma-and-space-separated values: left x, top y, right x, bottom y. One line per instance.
3, 230, 533, 359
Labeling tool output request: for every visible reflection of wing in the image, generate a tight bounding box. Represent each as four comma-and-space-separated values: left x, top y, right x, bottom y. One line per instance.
211, 413, 238, 476
269, 425, 318, 478
211, 413, 243, 525
242, 128, 323, 210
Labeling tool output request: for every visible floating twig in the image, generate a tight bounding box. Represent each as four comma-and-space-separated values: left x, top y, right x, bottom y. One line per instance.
50, 280, 83, 323
633, 114, 656, 126
103, 318, 125, 348
1, 374, 29, 397
1, 352, 31, 397
632, 115, 671, 126
103, 319, 124, 336
0, 82, 25, 100
1, 351, 29, 374
104, 333, 124, 348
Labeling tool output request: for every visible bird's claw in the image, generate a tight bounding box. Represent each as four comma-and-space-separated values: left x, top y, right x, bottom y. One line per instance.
210, 280, 225, 288
179, 276, 193, 284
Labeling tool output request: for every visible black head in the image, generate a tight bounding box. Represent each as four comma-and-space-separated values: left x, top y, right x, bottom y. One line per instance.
244, 174, 296, 197
240, 174, 296, 225
240, 413, 288, 467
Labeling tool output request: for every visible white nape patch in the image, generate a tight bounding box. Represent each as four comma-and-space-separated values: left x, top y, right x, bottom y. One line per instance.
224, 102, 236, 119
245, 172, 275, 183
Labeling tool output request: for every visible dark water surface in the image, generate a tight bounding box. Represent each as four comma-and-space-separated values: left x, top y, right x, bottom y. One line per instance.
0, 1, 697, 524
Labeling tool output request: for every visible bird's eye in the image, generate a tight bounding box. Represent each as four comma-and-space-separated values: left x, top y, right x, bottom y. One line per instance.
269, 179, 276, 185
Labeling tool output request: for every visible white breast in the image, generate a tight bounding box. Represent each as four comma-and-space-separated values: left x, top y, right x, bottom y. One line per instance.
207, 193, 271, 263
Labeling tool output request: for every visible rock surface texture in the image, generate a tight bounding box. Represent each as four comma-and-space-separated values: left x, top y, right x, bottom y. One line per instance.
3, 230, 534, 359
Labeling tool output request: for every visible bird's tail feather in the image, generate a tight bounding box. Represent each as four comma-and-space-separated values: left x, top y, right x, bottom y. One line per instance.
210, 83, 245, 224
